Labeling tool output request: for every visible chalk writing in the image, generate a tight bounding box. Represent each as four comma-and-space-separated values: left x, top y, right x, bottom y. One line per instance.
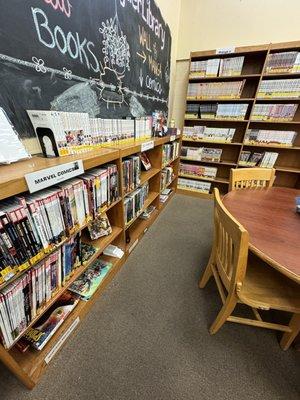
31, 7, 100, 73
43, 0, 72, 18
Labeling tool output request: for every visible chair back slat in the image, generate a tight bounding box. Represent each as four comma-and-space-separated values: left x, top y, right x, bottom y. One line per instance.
229, 168, 276, 191
213, 188, 249, 290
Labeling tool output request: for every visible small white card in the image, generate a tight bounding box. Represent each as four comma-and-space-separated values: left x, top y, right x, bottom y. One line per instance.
25, 160, 84, 193
216, 47, 235, 55
141, 140, 154, 152
170, 135, 176, 142
128, 239, 139, 254
45, 317, 80, 364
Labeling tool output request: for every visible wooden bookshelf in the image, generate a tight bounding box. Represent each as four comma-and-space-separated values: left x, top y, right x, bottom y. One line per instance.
0, 134, 182, 389
181, 40, 300, 199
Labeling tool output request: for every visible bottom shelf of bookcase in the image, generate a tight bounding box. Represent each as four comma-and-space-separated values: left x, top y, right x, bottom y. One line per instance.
8, 253, 125, 387
176, 187, 213, 199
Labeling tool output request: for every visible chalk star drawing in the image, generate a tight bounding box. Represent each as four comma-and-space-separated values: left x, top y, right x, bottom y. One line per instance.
32, 57, 46, 73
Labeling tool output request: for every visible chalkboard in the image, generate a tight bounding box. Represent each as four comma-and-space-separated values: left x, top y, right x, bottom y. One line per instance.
0, 0, 172, 138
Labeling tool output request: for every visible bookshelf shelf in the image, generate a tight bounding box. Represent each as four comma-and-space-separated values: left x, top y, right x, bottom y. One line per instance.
184, 118, 249, 123
178, 173, 229, 184
181, 41, 300, 199
0, 134, 182, 389
189, 74, 261, 82
182, 138, 242, 146
177, 187, 214, 199
0, 148, 120, 201
186, 98, 255, 102
243, 143, 300, 150
180, 156, 237, 166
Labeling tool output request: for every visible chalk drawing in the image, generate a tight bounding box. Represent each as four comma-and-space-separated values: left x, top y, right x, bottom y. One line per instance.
32, 56, 47, 73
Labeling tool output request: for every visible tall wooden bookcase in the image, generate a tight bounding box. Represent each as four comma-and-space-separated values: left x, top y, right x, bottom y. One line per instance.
178, 40, 300, 199
0, 134, 181, 389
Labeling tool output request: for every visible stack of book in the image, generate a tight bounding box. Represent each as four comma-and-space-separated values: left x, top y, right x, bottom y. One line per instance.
190, 59, 220, 78
257, 79, 300, 98
181, 146, 222, 162
219, 57, 245, 77
122, 156, 141, 194
185, 104, 200, 119
0, 232, 94, 349
180, 163, 217, 179
162, 142, 180, 166
251, 104, 298, 121
265, 51, 300, 74
178, 177, 211, 194
244, 129, 297, 146
189, 56, 244, 77
196, 103, 248, 119
161, 167, 174, 190
239, 151, 279, 167
187, 81, 245, 99
124, 182, 149, 225
27, 111, 155, 157
135, 117, 153, 141
0, 164, 118, 284
183, 126, 235, 142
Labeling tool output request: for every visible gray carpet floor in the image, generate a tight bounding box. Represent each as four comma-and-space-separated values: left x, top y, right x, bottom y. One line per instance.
0, 194, 299, 400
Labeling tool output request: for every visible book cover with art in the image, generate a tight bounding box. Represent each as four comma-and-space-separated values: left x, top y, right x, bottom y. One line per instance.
23, 292, 79, 351
68, 259, 112, 301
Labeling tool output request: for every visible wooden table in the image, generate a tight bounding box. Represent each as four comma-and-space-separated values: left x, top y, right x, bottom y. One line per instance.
223, 187, 300, 349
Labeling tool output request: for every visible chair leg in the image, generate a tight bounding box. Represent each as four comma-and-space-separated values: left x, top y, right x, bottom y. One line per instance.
209, 295, 237, 335
199, 249, 215, 288
280, 313, 300, 351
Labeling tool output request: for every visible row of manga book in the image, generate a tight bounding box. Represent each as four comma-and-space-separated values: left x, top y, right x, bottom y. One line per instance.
0, 164, 119, 285
162, 142, 180, 166
161, 167, 174, 191
124, 182, 149, 225
0, 235, 99, 349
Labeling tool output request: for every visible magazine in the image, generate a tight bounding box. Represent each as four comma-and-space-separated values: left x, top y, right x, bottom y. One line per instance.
22, 292, 79, 351
68, 258, 113, 301
88, 212, 112, 240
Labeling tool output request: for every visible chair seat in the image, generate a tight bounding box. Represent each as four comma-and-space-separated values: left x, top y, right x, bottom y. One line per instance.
238, 255, 300, 314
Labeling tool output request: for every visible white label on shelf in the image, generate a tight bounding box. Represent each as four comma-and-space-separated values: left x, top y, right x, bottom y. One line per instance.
143, 227, 148, 234
128, 239, 139, 254
170, 135, 176, 142
176, 129, 181, 136
45, 317, 80, 364
141, 140, 154, 152
25, 160, 84, 193
216, 46, 235, 55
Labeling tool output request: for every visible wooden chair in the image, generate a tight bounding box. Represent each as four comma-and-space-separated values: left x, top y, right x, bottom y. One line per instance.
199, 188, 300, 349
229, 168, 276, 191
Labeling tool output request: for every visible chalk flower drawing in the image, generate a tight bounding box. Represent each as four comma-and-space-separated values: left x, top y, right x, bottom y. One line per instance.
32, 57, 47, 73
63, 67, 73, 80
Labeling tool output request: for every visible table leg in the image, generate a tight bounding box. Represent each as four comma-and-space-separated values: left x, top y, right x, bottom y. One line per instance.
280, 313, 300, 351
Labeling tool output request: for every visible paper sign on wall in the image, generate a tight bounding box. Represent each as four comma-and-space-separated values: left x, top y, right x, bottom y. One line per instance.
25, 160, 84, 193
216, 47, 235, 55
